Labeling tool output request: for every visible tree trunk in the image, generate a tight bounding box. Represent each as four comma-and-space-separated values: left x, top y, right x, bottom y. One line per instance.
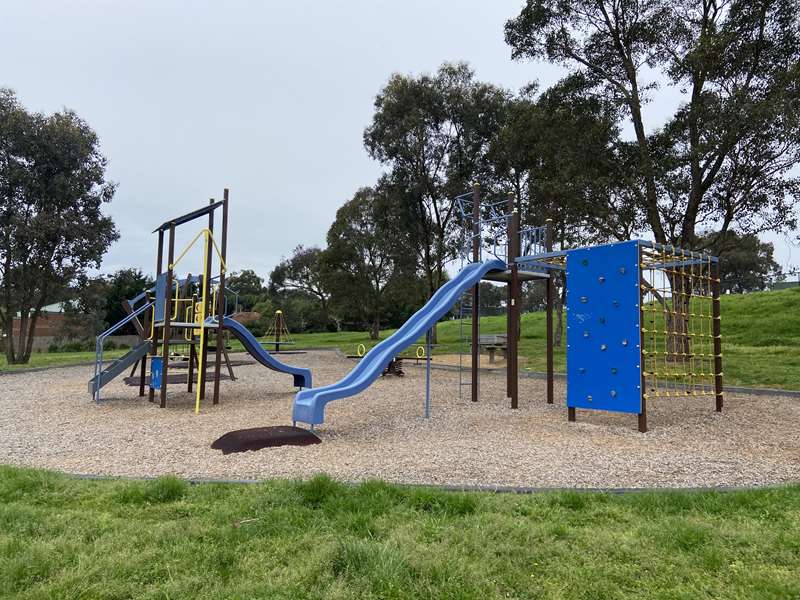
10, 308, 31, 364
369, 314, 380, 341
21, 308, 42, 363
4, 313, 15, 364
666, 269, 692, 360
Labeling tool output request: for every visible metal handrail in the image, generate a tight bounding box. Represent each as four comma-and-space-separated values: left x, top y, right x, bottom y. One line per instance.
93, 301, 154, 403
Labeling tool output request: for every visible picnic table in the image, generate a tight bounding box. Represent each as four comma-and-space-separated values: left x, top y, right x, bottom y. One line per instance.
478, 334, 508, 363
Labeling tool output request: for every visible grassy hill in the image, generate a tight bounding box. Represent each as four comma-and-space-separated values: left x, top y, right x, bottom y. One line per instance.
285, 286, 800, 390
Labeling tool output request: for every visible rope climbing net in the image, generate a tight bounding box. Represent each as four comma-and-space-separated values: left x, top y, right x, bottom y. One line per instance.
639, 244, 722, 402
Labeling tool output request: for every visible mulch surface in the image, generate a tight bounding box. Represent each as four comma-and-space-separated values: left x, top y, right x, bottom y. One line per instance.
211, 426, 321, 454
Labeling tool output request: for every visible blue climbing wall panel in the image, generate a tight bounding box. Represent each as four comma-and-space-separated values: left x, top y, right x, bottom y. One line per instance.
566, 240, 642, 414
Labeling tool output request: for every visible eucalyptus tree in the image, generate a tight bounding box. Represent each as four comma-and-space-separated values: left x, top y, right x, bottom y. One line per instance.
324, 186, 415, 339
0, 89, 117, 363
364, 62, 508, 307
269, 246, 332, 328
506, 0, 800, 249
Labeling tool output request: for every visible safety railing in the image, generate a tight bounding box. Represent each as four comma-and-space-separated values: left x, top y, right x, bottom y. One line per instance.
519, 225, 548, 258
453, 194, 513, 265
93, 300, 154, 403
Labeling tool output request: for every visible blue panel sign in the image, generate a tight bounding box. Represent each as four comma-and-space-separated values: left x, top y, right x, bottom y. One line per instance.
150, 356, 163, 391
566, 240, 642, 414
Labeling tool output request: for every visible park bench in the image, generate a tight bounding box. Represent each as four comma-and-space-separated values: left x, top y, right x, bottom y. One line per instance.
478, 334, 508, 364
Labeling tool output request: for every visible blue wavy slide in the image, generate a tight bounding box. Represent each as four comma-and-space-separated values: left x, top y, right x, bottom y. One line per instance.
221, 317, 312, 389
292, 259, 506, 426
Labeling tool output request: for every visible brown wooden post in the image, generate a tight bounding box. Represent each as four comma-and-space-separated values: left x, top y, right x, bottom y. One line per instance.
545, 219, 554, 405
213, 189, 229, 404
138, 355, 147, 397
712, 259, 724, 412
471, 183, 480, 402
565, 218, 574, 423
637, 242, 648, 432
149, 230, 164, 403
507, 192, 520, 409
159, 223, 175, 408
122, 299, 145, 338
187, 341, 195, 393
199, 200, 215, 402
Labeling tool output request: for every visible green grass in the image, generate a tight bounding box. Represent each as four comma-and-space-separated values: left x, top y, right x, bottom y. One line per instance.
3, 287, 798, 389
285, 286, 800, 390
0, 349, 128, 372
0, 466, 798, 599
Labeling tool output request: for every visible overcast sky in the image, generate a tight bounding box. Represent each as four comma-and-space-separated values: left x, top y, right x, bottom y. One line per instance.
3, 1, 799, 279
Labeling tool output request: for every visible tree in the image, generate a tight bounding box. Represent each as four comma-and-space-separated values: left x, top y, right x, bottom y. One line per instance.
699, 231, 782, 292
60, 276, 110, 341
364, 62, 508, 340
102, 269, 153, 333
506, 0, 800, 352
324, 187, 414, 339
0, 89, 118, 363
269, 246, 332, 329
488, 76, 624, 343
227, 269, 266, 311
506, 0, 800, 248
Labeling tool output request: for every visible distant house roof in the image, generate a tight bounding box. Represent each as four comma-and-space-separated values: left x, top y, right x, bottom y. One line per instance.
15, 302, 67, 317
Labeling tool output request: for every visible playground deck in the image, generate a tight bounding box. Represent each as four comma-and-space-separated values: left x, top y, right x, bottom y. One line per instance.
1, 350, 798, 488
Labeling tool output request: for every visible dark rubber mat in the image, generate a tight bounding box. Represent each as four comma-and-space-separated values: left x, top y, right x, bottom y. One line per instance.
211, 426, 321, 454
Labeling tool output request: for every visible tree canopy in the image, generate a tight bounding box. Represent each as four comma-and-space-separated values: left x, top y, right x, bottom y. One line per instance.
364, 63, 508, 304
324, 187, 417, 339
505, 0, 800, 249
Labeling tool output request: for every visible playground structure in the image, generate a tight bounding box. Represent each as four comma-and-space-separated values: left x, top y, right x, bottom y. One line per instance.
290, 184, 723, 432
90, 190, 311, 412
262, 310, 295, 352
90, 185, 722, 432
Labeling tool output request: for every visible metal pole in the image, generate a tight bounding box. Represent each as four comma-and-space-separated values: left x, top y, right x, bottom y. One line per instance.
471, 182, 480, 402
213, 189, 229, 404
94, 338, 102, 403
425, 328, 432, 418
637, 242, 648, 432
159, 224, 175, 408
712, 260, 723, 412
545, 219, 554, 405
199, 199, 214, 403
